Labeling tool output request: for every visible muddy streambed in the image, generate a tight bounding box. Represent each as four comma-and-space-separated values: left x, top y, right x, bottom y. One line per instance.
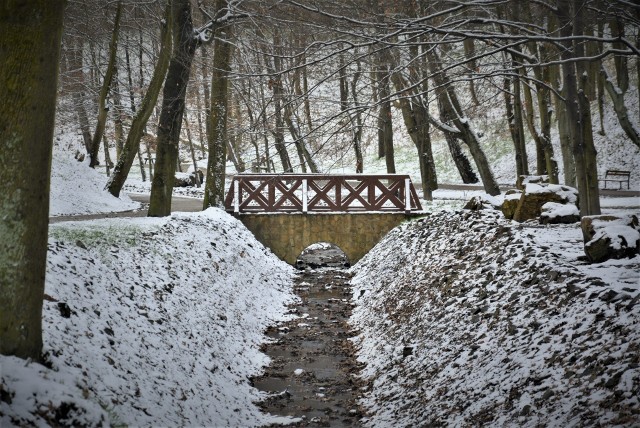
252, 245, 364, 426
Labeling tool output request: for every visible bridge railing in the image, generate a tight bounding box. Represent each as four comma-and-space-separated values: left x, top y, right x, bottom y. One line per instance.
224, 174, 423, 213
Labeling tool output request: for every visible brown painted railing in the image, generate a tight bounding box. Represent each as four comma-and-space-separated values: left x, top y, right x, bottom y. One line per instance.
224, 174, 423, 213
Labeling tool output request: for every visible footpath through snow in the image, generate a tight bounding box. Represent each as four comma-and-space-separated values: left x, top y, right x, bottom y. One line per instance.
350, 210, 640, 427
1, 209, 298, 427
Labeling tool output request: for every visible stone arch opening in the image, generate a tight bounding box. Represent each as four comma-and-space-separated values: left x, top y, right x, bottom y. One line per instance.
295, 242, 350, 270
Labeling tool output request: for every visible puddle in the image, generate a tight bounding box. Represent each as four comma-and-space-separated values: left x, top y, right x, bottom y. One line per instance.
254, 247, 364, 427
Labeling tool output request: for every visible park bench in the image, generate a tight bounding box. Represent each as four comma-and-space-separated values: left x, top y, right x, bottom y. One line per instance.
599, 169, 631, 190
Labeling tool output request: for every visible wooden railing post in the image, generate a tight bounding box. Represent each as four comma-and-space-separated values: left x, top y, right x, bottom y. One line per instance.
302, 178, 308, 213
405, 177, 411, 212
234, 179, 240, 213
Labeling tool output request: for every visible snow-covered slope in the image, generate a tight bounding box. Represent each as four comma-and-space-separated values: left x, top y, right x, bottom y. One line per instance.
350, 210, 640, 427
50, 149, 139, 216
1, 209, 297, 427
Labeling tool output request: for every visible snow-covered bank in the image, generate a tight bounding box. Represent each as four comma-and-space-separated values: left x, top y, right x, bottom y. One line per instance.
350, 210, 640, 427
1, 209, 297, 427
50, 152, 140, 217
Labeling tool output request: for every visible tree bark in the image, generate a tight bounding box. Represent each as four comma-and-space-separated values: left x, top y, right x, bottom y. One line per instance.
184, 114, 201, 187
377, 62, 395, 173
0, 0, 65, 360
557, 0, 600, 215
204, 3, 233, 208
390, 71, 436, 199
149, 0, 198, 216
68, 40, 93, 154
350, 61, 364, 173
266, 31, 293, 173
428, 48, 498, 194
602, 67, 640, 148
107, 6, 171, 197
89, 1, 122, 168
503, 69, 528, 179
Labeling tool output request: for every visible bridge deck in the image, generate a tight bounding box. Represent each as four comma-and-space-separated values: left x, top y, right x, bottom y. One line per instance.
224, 174, 423, 214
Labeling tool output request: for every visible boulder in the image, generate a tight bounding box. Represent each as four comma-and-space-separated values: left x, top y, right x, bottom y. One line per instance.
581, 214, 640, 263
501, 190, 522, 220
540, 202, 580, 224
516, 174, 549, 190
512, 183, 578, 222
581, 214, 639, 242
174, 170, 204, 187
464, 194, 501, 211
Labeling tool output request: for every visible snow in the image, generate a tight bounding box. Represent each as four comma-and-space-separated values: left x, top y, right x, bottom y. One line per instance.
524, 183, 578, 203
349, 210, 640, 427
3, 57, 640, 427
2, 209, 298, 426
540, 201, 579, 219
590, 224, 640, 251
50, 153, 139, 216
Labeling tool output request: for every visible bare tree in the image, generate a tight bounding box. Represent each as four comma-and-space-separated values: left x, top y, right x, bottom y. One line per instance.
0, 0, 65, 360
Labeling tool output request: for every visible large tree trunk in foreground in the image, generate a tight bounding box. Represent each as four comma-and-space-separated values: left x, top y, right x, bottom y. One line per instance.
0, 0, 65, 360
149, 0, 198, 216
106, 6, 171, 197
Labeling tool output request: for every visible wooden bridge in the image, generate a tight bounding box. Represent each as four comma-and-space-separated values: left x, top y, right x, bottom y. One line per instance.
224, 174, 422, 214
224, 174, 424, 265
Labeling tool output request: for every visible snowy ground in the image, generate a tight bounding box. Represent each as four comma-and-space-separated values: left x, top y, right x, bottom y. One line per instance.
3, 80, 639, 426
349, 209, 640, 427
1, 210, 298, 426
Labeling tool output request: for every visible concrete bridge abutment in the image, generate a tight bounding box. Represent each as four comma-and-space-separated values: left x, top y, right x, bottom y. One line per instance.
236, 212, 423, 265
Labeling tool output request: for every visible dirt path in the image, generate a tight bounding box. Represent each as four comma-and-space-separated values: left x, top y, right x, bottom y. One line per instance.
253, 256, 364, 426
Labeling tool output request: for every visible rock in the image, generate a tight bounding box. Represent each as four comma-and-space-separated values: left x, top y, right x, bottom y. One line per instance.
581, 214, 639, 242
174, 172, 193, 187
501, 190, 522, 220
174, 170, 204, 187
516, 174, 549, 190
540, 202, 580, 224
581, 214, 640, 263
464, 194, 500, 211
512, 184, 579, 222
58, 302, 71, 318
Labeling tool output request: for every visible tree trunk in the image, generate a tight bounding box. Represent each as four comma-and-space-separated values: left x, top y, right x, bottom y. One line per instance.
602, 67, 640, 148
350, 61, 364, 173
0, 0, 65, 360
522, 75, 546, 175
111, 75, 125, 159
149, 0, 198, 216
107, 6, 171, 197
390, 71, 436, 199
504, 71, 528, 179
204, 2, 233, 208
103, 134, 113, 176
610, 16, 629, 93
557, 0, 600, 215
89, 1, 122, 168
597, 19, 606, 135
184, 115, 201, 187
463, 38, 480, 105
267, 31, 293, 173
429, 48, 498, 194
68, 40, 93, 154
377, 62, 395, 173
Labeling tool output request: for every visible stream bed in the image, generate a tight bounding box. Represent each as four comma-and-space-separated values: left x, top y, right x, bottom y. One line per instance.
253, 245, 364, 426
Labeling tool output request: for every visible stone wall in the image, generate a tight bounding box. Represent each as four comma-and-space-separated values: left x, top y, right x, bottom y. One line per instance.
237, 212, 422, 265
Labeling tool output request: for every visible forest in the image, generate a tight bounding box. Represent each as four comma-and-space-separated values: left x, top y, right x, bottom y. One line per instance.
55, 0, 639, 215
1, 0, 639, 372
